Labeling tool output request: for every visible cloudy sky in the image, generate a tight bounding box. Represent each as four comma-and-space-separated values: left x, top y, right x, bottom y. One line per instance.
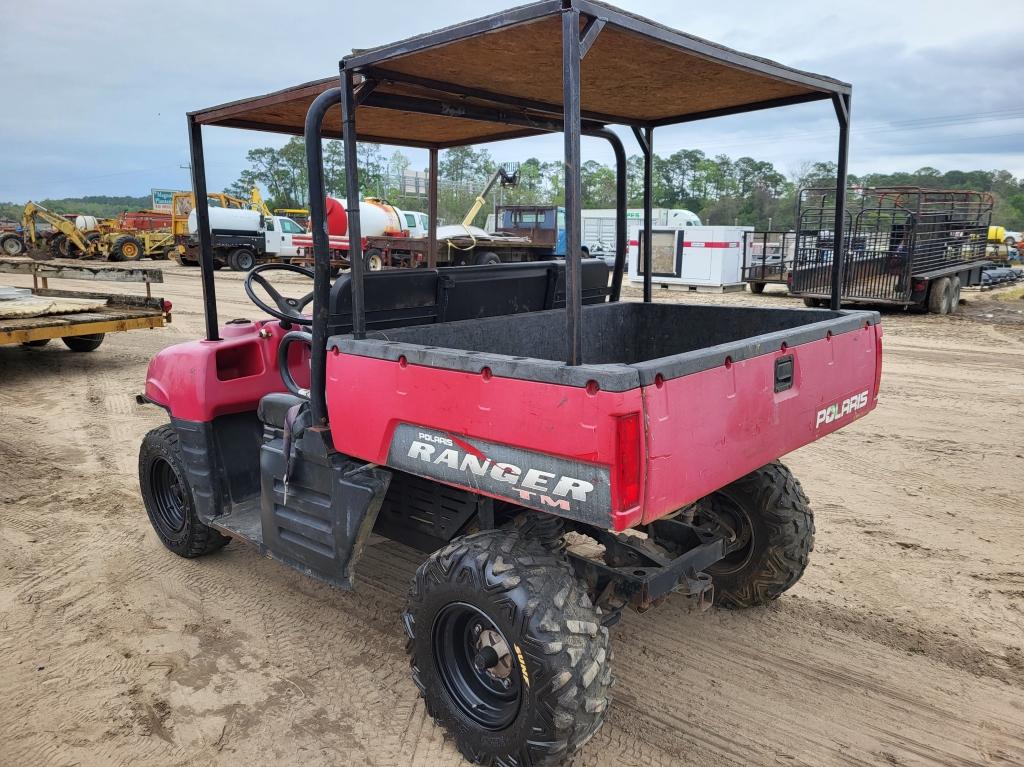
1, 0, 1021, 202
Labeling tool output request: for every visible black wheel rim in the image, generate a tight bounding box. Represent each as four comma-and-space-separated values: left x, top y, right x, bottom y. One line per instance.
431, 602, 522, 730
150, 457, 187, 534
699, 492, 754, 575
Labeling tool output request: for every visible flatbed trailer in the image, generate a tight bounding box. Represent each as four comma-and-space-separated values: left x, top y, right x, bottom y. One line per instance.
291, 232, 559, 271
365, 232, 558, 268
0, 257, 170, 348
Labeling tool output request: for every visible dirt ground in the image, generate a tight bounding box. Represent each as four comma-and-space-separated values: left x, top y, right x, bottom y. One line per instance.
1, 263, 1023, 767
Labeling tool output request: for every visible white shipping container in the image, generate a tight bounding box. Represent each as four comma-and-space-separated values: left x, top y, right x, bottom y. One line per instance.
628, 225, 751, 289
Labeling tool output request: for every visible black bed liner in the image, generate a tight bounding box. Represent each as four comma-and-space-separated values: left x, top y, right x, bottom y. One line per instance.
328, 302, 879, 391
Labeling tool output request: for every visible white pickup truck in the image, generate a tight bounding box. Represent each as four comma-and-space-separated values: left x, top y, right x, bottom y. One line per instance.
185, 208, 306, 271
398, 209, 430, 238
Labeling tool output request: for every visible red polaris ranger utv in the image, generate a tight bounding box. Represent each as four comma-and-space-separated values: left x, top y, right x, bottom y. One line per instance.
138, 4, 877, 764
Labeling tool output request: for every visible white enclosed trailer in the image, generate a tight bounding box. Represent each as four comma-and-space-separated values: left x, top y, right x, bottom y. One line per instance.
583, 207, 700, 256
628, 225, 751, 291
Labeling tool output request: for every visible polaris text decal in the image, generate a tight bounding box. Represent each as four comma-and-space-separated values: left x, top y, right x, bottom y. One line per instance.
387, 424, 611, 524
816, 391, 869, 429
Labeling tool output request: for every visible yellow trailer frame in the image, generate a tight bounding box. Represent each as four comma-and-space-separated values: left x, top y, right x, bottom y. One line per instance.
1, 307, 166, 345
0, 258, 170, 346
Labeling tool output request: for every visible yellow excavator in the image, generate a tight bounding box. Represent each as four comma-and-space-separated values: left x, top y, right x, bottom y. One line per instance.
10, 203, 159, 261
3, 187, 276, 262
4, 202, 175, 262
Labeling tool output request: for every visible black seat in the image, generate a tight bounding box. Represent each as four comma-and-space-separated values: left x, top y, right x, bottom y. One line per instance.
258, 392, 306, 429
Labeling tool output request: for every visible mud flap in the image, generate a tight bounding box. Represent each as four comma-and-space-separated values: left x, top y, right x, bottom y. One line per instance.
260, 430, 391, 590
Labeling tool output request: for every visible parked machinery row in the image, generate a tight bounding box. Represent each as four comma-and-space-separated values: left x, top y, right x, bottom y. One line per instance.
0, 187, 294, 266
0, 202, 173, 262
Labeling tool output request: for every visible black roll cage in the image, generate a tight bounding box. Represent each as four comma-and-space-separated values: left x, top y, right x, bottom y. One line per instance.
186, 0, 852, 429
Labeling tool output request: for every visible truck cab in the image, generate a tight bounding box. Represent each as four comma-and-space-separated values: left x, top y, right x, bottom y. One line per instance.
493, 204, 566, 256
397, 209, 430, 238
264, 216, 304, 258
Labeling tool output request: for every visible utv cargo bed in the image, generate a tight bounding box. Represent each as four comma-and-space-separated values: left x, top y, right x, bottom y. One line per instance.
326, 300, 881, 531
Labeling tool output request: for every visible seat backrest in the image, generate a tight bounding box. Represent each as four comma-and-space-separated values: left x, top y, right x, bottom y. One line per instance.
327, 259, 609, 336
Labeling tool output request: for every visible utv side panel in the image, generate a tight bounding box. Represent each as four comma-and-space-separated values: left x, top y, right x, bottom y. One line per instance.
324, 303, 881, 531
260, 430, 392, 589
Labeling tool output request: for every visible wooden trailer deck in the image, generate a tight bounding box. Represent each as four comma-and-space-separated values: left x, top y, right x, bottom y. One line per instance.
0, 257, 170, 346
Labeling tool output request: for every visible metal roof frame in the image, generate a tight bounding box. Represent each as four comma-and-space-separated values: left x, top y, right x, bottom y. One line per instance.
185, 0, 852, 428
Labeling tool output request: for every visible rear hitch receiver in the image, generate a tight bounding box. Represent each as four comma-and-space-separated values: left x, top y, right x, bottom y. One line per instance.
675, 569, 714, 612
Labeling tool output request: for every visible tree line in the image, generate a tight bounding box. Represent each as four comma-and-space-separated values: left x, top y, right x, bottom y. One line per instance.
4, 143, 1021, 231
0, 195, 151, 222
225, 138, 1024, 231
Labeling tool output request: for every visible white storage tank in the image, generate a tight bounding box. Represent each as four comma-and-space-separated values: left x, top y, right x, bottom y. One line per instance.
187, 207, 264, 235
628, 225, 751, 291
324, 196, 404, 238
75, 215, 99, 232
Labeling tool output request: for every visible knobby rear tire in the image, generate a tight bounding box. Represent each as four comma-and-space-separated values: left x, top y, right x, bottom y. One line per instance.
697, 461, 814, 609
405, 529, 612, 766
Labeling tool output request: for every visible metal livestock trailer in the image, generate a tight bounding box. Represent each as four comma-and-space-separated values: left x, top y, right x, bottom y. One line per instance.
790, 186, 992, 313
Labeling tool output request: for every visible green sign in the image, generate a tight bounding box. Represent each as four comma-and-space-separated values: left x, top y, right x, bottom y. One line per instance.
151, 188, 175, 211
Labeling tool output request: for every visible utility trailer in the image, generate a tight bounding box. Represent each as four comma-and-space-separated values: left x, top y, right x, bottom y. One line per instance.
790, 186, 992, 313
743, 230, 797, 293
140, 5, 870, 765
0, 257, 170, 350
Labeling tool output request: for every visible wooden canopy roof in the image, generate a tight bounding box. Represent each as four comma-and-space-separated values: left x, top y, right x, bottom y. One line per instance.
190, 0, 850, 148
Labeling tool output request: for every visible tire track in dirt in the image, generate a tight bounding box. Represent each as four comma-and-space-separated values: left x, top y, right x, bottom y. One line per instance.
4, 263, 1024, 766
604, 602, 1024, 766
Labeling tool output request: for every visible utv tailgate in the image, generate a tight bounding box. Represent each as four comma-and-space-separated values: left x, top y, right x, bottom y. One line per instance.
326, 302, 881, 531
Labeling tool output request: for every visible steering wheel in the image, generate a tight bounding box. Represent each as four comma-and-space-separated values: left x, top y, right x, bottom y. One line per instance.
243, 263, 315, 325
